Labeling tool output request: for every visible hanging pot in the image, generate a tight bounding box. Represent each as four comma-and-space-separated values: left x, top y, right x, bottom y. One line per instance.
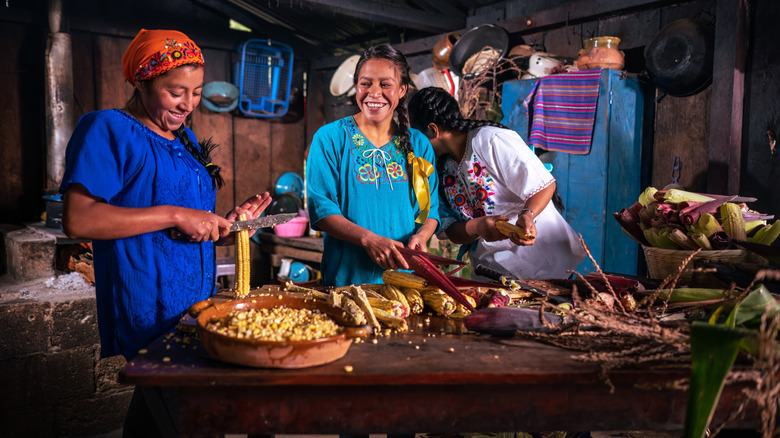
432, 33, 460, 70
644, 18, 715, 97
448, 24, 509, 79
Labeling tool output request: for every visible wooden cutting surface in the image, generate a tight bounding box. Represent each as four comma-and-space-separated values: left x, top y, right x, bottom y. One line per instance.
119, 288, 760, 437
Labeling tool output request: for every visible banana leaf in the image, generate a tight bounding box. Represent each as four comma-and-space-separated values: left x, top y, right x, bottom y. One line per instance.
684, 322, 751, 438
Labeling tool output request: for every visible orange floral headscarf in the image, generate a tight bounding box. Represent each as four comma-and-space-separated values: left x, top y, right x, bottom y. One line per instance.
122, 29, 204, 85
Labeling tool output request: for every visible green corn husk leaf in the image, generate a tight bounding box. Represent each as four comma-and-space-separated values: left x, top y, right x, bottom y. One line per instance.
639, 186, 658, 206
684, 322, 752, 438
745, 220, 766, 236
719, 202, 747, 242
688, 214, 722, 237
651, 227, 681, 249
757, 220, 780, 245
750, 225, 769, 243
656, 288, 732, 303
664, 189, 715, 204
643, 227, 659, 247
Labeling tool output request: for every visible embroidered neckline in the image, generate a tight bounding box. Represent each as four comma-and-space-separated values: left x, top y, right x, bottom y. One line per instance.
347, 116, 406, 190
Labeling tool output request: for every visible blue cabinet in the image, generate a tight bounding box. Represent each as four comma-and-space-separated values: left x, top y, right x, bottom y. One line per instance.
501, 69, 644, 275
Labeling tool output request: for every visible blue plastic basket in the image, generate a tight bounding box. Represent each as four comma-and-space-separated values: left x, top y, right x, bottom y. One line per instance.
235, 39, 294, 118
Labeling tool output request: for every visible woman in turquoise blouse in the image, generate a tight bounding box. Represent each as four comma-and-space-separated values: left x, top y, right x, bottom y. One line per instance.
307, 45, 440, 287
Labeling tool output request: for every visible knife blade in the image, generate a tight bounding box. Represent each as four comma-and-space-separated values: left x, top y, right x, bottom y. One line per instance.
474, 264, 572, 305
229, 213, 298, 231
168, 213, 299, 240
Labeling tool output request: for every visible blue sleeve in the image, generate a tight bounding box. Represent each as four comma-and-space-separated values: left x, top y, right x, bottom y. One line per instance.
59, 111, 140, 202
306, 122, 345, 230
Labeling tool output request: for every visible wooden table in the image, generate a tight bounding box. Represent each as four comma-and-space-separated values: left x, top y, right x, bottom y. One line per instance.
120, 298, 760, 437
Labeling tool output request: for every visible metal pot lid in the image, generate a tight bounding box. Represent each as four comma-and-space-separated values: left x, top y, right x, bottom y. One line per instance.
644, 18, 715, 97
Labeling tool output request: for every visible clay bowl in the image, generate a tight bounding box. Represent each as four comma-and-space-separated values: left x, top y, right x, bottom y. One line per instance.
192, 295, 370, 369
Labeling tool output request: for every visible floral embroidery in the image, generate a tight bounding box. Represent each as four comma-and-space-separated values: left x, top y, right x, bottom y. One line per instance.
358, 163, 379, 182
387, 161, 404, 179
134, 38, 204, 83
347, 117, 407, 188
442, 152, 496, 220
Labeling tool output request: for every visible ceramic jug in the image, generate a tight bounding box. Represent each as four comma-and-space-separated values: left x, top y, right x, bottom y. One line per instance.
576, 36, 625, 70
432, 33, 460, 70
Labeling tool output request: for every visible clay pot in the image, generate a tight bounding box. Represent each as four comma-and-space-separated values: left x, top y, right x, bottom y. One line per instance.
193, 295, 370, 368
432, 33, 460, 70
576, 36, 625, 70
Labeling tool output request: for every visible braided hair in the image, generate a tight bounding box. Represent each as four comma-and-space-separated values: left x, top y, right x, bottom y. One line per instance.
408, 86, 506, 134
408, 87, 565, 212
173, 126, 224, 189
353, 45, 414, 173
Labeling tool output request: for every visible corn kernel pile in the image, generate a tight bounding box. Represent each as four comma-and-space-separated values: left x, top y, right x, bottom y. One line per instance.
206, 306, 342, 342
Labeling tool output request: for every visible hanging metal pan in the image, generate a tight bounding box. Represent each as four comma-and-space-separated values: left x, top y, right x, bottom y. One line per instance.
644, 18, 715, 97
448, 24, 509, 79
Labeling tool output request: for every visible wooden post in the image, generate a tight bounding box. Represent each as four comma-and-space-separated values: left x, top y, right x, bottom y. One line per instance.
708, 0, 749, 195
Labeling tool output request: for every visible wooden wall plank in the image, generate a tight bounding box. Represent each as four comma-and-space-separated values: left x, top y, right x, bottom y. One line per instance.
95, 35, 134, 110
233, 118, 272, 202
0, 22, 45, 222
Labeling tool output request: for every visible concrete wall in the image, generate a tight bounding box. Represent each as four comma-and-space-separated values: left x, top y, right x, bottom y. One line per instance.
0, 224, 131, 437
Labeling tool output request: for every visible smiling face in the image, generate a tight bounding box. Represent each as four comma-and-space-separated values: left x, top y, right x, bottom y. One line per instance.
354, 58, 407, 126
135, 64, 204, 138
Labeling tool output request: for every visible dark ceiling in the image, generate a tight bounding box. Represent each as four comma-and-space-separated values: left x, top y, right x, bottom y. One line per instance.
192, 0, 509, 58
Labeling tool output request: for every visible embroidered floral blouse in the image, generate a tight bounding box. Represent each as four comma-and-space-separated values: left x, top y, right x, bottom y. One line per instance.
438, 126, 586, 279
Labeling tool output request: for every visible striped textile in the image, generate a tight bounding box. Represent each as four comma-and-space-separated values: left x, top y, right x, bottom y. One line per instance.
522, 69, 602, 154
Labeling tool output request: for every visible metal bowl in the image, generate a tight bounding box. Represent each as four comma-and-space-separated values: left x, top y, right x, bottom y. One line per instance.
202, 81, 239, 112
448, 24, 509, 78
193, 295, 370, 368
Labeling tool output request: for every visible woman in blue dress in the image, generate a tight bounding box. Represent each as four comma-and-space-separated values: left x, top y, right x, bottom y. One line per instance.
60, 29, 270, 436
307, 45, 440, 287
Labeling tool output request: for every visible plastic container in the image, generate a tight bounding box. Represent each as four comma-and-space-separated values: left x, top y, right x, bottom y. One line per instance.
273, 216, 309, 237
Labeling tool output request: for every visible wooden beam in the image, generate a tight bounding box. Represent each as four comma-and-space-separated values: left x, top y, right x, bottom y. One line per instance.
495, 0, 678, 34
293, 0, 465, 33
707, 0, 748, 195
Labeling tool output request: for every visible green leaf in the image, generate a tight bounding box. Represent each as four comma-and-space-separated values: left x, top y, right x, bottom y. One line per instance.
684, 322, 750, 438
732, 284, 780, 328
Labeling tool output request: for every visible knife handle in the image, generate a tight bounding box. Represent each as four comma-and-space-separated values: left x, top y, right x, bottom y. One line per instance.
475, 264, 507, 282
168, 228, 189, 240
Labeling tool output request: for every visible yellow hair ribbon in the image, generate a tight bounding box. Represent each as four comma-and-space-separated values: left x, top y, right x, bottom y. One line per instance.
408, 152, 434, 224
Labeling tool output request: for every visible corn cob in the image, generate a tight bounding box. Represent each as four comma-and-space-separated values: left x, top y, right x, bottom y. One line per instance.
339, 296, 367, 326
420, 288, 456, 316
452, 294, 477, 316
400, 288, 424, 314
689, 213, 722, 237
495, 220, 535, 241
234, 214, 251, 298
367, 296, 406, 318
407, 254, 475, 311
690, 232, 713, 250
719, 202, 747, 241
372, 308, 408, 332
378, 284, 411, 317
668, 228, 700, 250
349, 285, 380, 332
382, 269, 428, 289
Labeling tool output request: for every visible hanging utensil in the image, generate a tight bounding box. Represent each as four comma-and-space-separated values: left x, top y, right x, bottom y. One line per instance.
663, 155, 686, 190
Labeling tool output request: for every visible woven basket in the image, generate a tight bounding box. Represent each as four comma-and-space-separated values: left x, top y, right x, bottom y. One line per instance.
641, 246, 750, 287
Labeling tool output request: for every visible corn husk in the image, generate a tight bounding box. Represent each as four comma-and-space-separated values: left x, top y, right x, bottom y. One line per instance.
756, 220, 780, 245
719, 202, 746, 241
690, 232, 713, 250
639, 186, 658, 206
689, 214, 723, 237
663, 189, 715, 204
